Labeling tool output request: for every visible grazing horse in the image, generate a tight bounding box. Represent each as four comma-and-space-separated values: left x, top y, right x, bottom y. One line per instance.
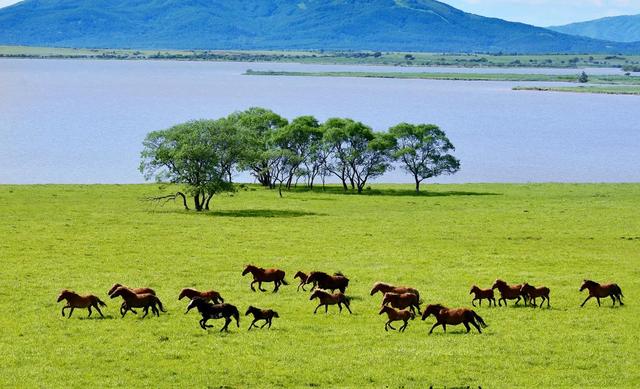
186, 297, 240, 331
492, 279, 526, 306
520, 283, 551, 308
309, 289, 352, 314
178, 288, 224, 305
580, 280, 624, 307
245, 306, 279, 330
108, 283, 156, 316
469, 285, 496, 307
382, 292, 422, 315
370, 282, 420, 301
57, 290, 107, 318
379, 305, 414, 332
294, 271, 313, 291
110, 287, 166, 318
242, 265, 288, 292
421, 304, 487, 334
305, 271, 349, 293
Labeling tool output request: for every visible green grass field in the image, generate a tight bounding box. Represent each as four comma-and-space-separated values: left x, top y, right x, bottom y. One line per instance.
514, 85, 640, 95
1, 184, 639, 388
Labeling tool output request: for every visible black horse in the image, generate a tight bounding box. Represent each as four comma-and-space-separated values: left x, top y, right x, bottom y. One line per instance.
186, 297, 240, 331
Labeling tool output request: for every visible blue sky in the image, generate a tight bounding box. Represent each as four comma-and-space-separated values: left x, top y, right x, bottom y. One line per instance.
1, 0, 639, 26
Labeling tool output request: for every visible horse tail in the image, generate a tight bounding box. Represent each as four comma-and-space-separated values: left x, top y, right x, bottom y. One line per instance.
156, 297, 167, 312
615, 284, 624, 298
232, 307, 240, 327
472, 311, 488, 328
96, 297, 107, 307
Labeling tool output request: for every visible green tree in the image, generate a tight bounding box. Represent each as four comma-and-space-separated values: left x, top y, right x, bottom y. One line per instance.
389, 123, 460, 193
578, 71, 589, 83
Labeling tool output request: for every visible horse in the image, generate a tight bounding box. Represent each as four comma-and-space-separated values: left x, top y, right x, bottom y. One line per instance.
379, 305, 414, 332
186, 297, 240, 331
381, 292, 422, 315
178, 288, 224, 305
421, 304, 487, 334
309, 289, 352, 314
57, 290, 107, 318
520, 283, 551, 308
245, 306, 279, 330
492, 279, 527, 306
108, 283, 156, 316
305, 271, 349, 293
242, 265, 288, 292
370, 282, 420, 301
580, 280, 624, 307
110, 287, 166, 318
294, 271, 313, 291
469, 285, 496, 307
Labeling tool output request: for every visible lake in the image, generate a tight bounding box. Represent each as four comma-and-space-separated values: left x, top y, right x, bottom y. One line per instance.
1, 59, 639, 184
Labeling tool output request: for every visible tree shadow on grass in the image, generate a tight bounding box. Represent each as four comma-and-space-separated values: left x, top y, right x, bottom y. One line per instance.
287, 186, 501, 198
209, 209, 325, 218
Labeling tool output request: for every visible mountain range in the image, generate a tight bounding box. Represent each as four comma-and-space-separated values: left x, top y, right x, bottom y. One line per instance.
0, 0, 639, 53
550, 14, 640, 43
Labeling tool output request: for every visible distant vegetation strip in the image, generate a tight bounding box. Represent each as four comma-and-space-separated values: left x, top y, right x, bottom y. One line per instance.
2, 46, 640, 70
514, 86, 640, 96
245, 70, 640, 85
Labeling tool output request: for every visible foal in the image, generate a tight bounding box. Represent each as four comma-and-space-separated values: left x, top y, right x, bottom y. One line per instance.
294, 271, 312, 291
469, 285, 496, 307
492, 279, 526, 306
178, 288, 224, 305
108, 283, 155, 316
110, 287, 166, 318
421, 304, 487, 334
379, 305, 414, 332
382, 292, 422, 315
242, 265, 288, 292
186, 298, 240, 331
370, 282, 420, 301
57, 290, 107, 318
245, 306, 279, 330
580, 280, 624, 307
309, 289, 352, 314
520, 283, 551, 308
305, 271, 349, 293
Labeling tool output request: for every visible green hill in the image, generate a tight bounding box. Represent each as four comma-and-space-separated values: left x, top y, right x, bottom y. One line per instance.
550, 14, 640, 43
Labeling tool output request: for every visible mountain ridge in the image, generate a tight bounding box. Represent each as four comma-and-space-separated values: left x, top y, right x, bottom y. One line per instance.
550, 14, 640, 43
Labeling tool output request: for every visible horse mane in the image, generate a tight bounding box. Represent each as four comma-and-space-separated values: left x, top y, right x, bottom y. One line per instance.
334, 272, 344, 276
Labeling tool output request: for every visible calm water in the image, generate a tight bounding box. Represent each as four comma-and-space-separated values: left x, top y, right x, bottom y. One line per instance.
1, 59, 639, 184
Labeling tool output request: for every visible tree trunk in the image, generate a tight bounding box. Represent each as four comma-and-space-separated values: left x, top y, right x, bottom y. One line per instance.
415, 175, 421, 193
194, 193, 202, 211
176, 191, 189, 210
204, 192, 214, 210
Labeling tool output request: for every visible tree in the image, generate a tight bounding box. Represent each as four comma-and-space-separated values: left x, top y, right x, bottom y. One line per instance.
578, 71, 589, 83
389, 123, 460, 193
140, 119, 235, 211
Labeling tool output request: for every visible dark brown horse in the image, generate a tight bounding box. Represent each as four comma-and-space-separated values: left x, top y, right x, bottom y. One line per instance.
421, 304, 487, 334
108, 283, 156, 316
110, 287, 166, 318
178, 288, 224, 305
370, 282, 420, 301
492, 279, 526, 306
186, 298, 240, 331
309, 289, 352, 314
305, 271, 349, 293
245, 306, 279, 330
382, 292, 422, 315
242, 265, 288, 292
580, 280, 624, 307
294, 271, 313, 291
379, 305, 414, 332
470, 285, 496, 307
57, 290, 107, 318
520, 283, 551, 308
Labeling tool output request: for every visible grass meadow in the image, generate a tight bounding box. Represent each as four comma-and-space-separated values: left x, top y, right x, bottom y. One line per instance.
0, 183, 638, 388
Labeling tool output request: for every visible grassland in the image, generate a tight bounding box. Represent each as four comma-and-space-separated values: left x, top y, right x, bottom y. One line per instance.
2, 45, 640, 69
1, 183, 639, 388
514, 86, 640, 95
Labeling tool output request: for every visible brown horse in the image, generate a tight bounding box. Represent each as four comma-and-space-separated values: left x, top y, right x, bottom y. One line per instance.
382, 292, 422, 315
370, 282, 420, 301
379, 305, 414, 332
245, 306, 279, 330
294, 271, 313, 291
421, 304, 487, 334
520, 283, 551, 308
305, 271, 349, 293
108, 283, 156, 316
178, 288, 224, 305
309, 289, 352, 314
492, 279, 526, 306
57, 290, 107, 318
242, 265, 288, 292
470, 285, 496, 307
110, 287, 166, 318
580, 280, 624, 307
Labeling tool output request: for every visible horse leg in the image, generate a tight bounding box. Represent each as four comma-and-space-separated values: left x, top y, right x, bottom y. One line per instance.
141, 306, 149, 318
152, 304, 159, 317
400, 320, 408, 332
472, 298, 476, 307
515, 296, 521, 306
314, 304, 322, 314
94, 304, 105, 318
530, 297, 537, 307
597, 297, 601, 307
546, 295, 551, 308
221, 317, 231, 332
618, 294, 624, 306
68, 307, 75, 318
464, 321, 471, 333
388, 322, 397, 331
325, 304, 328, 314
345, 302, 352, 314
442, 324, 446, 333
429, 323, 439, 334
87, 306, 92, 317
415, 304, 422, 315
200, 319, 208, 330
581, 295, 592, 307
274, 281, 280, 293
258, 282, 267, 292
250, 280, 257, 292
248, 319, 256, 330
470, 319, 482, 333
61, 306, 68, 317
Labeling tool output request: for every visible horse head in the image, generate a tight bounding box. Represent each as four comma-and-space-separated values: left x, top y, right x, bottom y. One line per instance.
422, 304, 446, 321
580, 279, 596, 292
108, 283, 123, 296
469, 285, 478, 294
57, 289, 71, 302
294, 271, 306, 280
242, 265, 256, 276
244, 306, 255, 316
492, 279, 506, 290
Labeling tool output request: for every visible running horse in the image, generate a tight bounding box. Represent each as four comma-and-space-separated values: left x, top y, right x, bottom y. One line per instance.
178, 288, 224, 305
580, 280, 624, 307
245, 306, 279, 330
370, 282, 420, 301
242, 265, 288, 292
110, 287, 166, 318
469, 285, 496, 307
421, 304, 487, 334
381, 292, 422, 315
379, 305, 414, 332
57, 290, 107, 318
520, 283, 551, 308
309, 289, 352, 314
186, 297, 240, 331
305, 271, 349, 293
492, 279, 527, 306
108, 283, 155, 316
294, 271, 313, 291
